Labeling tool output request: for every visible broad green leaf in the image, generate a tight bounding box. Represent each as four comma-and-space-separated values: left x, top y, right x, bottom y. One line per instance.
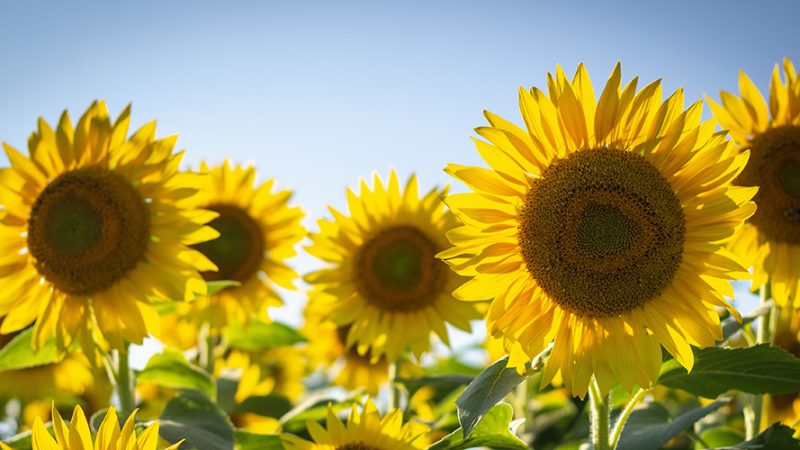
234, 431, 284, 450
235, 395, 293, 419
0, 328, 64, 371
207, 280, 241, 295
397, 374, 473, 399
158, 391, 234, 450
226, 320, 306, 351
457, 345, 551, 437
657, 345, 800, 397
696, 426, 745, 448
429, 403, 528, 450
137, 350, 215, 398
716, 423, 800, 449
616, 399, 728, 450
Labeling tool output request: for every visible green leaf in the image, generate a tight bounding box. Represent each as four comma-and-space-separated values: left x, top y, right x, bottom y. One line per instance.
234, 431, 284, 450
616, 399, 728, 450
456, 345, 551, 437
657, 344, 800, 397
716, 423, 800, 449
207, 280, 241, 295
235, 395, 293, 419
696, 426, 745, 448
137, 350, 215, 398
226, 320, 306, 351
429, 403, 528, 450
397, 374, 473, 399
158, 391, 234, 450
3, 428, 36, 450
0, 328, 64, 371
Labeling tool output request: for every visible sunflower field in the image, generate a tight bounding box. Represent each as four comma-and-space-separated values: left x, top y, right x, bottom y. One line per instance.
1, 3, 800, 450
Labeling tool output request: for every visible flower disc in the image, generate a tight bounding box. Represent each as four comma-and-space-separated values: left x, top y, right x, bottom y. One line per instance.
27, 167, 149, 295
739, 126, 800, 244
193, 203, 265, 282
520, 147, 684, 317
355, 225, 447, 312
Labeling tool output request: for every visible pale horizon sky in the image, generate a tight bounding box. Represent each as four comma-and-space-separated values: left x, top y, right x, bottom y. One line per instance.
1, 1, 797, 364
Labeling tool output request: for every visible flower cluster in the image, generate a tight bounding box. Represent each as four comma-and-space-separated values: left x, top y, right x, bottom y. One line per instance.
0, 60, 799, 450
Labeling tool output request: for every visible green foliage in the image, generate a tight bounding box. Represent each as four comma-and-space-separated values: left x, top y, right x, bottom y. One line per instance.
428, 403, 528, 450
137, 350, 216, 398
696, 426, 745, 448
716, 423, 800, 449
226, 320, 306, 351
0, 328, 64, 371
615, 399, 728, 450
233, 431, 284, 450
158, 391, 234, 450
3, 427, 36, 450
235, 395, 293, 419
456, 346, 551, 437
657, 344, 800, 397
397, 374, 472, 399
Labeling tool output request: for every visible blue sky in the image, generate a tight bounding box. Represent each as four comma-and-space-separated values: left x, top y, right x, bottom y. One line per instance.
1, 1, 798, 358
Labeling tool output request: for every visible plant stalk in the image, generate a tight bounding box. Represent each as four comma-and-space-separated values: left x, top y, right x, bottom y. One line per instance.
589, 377, 611, 450
387, 360, 398, 411
115, 348, 135, 414
610, 388, 648, 448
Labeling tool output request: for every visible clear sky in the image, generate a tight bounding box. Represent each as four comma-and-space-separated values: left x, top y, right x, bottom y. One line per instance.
1, 1, 797, 359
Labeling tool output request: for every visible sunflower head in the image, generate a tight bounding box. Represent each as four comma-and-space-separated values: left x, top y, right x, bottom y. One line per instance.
281, 399, 430, 450
305, 171, 481, 363
441, 64, 756, 397
0, 101, 218, 352
303, 300, 410, 395
29, 404, 182, 450
708, 58, 800, 308
183, 160, 305, 327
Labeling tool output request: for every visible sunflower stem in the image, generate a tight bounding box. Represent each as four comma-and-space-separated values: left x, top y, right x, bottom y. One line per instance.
749, 282, 775, 438
115, 348, 135, 415
198, 321, 214, 374
387, 360, 398, 411
589, 377, 611, 450
610, 388, 649, 448
515, 377, 529, 427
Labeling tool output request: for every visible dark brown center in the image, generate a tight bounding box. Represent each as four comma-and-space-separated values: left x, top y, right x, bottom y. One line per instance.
192, 204, 265, 283
27, 167, 150, 295
354, 226, 446, 312
519, 148, 685, 317
738, 125, 800, 244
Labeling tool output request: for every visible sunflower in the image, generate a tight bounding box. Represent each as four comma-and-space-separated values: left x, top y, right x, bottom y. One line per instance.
177, 160, 305, 328
20, 404, 182, 450
305, 171, 480, 363
708, 58, 800, 308
303, 300, 422, 395
439, 64, 756, 397
762, 307, 800, 434
281, 399, 430, 450
0, 102, 217, 352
